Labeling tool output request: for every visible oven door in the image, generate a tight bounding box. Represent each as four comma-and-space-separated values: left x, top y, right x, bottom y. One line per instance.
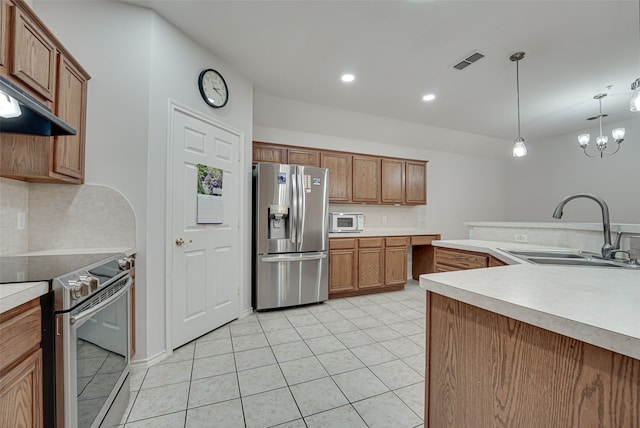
56, 277, 132, 428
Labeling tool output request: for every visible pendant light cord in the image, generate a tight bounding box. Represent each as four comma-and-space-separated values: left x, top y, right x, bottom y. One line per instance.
516, 59, 521, 138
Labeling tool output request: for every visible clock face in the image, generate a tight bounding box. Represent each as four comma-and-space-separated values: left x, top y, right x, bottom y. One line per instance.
198, 69, 228, 108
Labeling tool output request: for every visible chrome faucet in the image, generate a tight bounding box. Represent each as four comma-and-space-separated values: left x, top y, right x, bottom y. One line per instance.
552, 193, 621, 259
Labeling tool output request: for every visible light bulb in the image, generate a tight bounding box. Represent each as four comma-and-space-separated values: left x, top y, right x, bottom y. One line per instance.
513, 138, 527, 157
611, 128, 625, 141
0, 91, 21, 119
341, 74, 355, 83
596, 135, 608, 149
578, 134, 590, 148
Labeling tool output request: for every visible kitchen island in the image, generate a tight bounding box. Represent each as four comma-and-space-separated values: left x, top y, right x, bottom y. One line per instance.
420, 240, 640, 427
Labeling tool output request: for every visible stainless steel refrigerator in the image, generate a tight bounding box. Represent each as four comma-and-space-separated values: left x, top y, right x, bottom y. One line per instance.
253, 163, 329, 310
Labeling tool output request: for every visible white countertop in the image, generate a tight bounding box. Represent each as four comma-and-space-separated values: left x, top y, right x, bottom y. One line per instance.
421, 239, 640, 360
329, 229, 440, 238
465, 221, 640, 234
0, 281, 49, 314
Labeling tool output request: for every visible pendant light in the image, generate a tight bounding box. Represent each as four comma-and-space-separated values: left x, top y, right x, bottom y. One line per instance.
510, 52, 527, 157
630, 0, 640, 112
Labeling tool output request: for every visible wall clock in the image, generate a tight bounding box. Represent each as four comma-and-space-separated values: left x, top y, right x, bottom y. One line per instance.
198, 68, 228, 108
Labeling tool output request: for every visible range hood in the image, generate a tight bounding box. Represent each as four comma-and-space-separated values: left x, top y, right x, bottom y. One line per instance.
0, 76, 76, 136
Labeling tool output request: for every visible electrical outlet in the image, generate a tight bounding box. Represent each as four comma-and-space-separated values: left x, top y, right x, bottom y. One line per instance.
514, 234, 528, 243
382, 215, 387, 224
17, 212, 26, 230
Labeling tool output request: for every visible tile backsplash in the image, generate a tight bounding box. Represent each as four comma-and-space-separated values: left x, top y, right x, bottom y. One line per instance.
0, 178, 29, 255
0, 178, 135, 255
329, 204, 418, 230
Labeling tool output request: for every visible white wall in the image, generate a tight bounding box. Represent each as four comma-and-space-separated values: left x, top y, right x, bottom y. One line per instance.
506, 116, 640, 224
254, 94, 509, 239
34, 1, 254, 363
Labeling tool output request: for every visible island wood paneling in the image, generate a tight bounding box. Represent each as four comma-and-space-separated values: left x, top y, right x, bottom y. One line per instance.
425, 292, 640, 428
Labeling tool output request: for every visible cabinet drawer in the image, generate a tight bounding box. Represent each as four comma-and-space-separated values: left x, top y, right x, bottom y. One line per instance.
358, 237, 383, 248
435, 264, 460, 273
411, 235, 437, 246
386, 236, 409, 247
435, 248, 488, 270
0, 304, 41, 373
330, 238, 356, 250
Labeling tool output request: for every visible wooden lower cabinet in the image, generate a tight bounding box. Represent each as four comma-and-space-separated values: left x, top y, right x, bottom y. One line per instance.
0, 298, 43, 428
357, 238, 384, 289
434, 246, 508, 272
385, 237, 408, 285
329, 235, 442, 298
328, 239, 358, 293
425, 292, 640, 427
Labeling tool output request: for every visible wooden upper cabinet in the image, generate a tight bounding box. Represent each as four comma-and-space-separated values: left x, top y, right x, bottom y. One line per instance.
10, 2, 56, 103
53, 54, 88, 181
321, 151, 352, 202
287, 147, 320, 167
252, 141, 428, 206
253, 142, 287, 165
405, 161, 427, 205
381, 158, 405, 204
352, 155, 380, 203
0, 0, 7, 74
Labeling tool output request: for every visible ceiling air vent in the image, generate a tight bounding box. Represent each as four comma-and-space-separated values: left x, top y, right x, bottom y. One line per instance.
453, 52, 485, 70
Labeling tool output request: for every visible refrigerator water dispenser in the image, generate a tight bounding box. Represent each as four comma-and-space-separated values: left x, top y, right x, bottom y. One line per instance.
268, 205, 289, 239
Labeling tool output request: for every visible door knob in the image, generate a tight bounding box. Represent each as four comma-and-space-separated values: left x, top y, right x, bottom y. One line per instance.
175, 238, 192, 247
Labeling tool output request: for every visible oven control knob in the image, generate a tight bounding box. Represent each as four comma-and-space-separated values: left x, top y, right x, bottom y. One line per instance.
79, 275, 99, 292
74, 277, 91, 298
117, 257, 134, 270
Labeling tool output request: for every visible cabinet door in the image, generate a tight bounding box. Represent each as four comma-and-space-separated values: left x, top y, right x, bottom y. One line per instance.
358, 246, 384, 289
329, 249, 358, 293
0, 0, 7, 74
385, 246, 407, 285
405, 161, 427, 205
434, 247, 488, 271
253, 142, 287, 165
352, 155, 380, 203
53, 54, 87, 181
288, 147, 320, 167
10, 4, 56, 102
381, 158, 405, 204
0, 349, 43, 428
321, 152, 352, 202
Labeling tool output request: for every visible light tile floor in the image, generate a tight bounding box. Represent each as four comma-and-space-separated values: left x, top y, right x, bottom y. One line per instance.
119, 280, 426, 428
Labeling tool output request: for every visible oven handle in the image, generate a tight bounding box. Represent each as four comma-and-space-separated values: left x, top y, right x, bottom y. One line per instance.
70, 277, 132, 326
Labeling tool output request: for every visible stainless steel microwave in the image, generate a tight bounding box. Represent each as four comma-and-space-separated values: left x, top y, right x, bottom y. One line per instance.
329, 212, 364, 233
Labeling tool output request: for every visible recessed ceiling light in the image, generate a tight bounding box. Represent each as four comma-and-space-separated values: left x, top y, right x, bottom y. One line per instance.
422, 94, 436, 101
341, 74, 355, 83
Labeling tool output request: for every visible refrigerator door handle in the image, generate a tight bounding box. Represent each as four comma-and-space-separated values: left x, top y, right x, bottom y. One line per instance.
291, 173, 298, 244
297, 169, 305, 249
261, 252, 327, 262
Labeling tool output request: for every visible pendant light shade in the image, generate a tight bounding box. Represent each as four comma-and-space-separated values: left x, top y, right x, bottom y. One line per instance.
510, 52, 527, 157
631, 78, 640, 112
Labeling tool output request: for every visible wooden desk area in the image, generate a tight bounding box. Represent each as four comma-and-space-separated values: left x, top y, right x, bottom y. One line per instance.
329, 233, 440, 298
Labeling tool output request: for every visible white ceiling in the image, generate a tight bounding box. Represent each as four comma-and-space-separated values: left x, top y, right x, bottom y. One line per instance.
125, 0, 639, 142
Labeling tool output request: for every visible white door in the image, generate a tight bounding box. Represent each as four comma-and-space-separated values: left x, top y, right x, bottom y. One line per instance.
170, 105, 240, 349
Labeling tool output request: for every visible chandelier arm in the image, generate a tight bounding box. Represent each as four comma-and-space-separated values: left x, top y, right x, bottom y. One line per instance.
582, 147, 601, 157
602, 142, 623, 156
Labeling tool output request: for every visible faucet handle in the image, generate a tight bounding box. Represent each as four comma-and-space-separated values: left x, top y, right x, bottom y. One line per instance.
613, 231, 622, 250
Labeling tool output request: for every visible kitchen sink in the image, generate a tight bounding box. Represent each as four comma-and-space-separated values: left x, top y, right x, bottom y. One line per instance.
503, 250, 587, 259
498, 248, 638, 269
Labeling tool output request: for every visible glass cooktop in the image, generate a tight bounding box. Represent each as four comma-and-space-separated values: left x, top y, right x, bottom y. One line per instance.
0, 253, 121, 284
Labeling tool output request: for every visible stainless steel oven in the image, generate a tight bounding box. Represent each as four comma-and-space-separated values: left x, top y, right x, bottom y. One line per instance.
53, 255, 134, 428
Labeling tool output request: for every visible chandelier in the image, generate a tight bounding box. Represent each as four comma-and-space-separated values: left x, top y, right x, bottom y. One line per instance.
577, 93, 625, 158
